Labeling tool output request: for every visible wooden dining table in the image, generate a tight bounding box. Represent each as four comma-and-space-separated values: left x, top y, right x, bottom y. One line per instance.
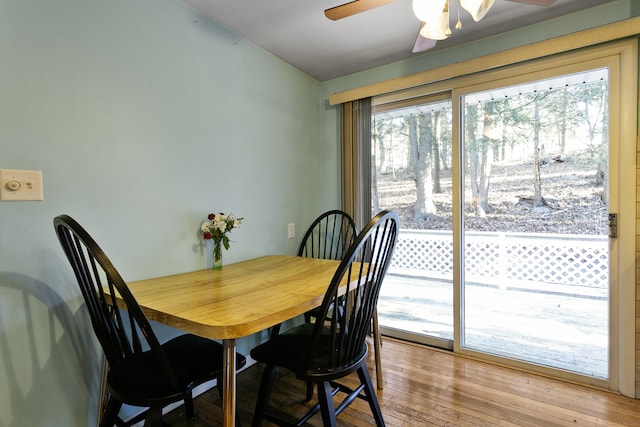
118, 254, 343, 427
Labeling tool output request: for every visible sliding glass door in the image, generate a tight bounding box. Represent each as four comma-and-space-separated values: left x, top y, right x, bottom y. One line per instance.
373, 96, 454, 348
459, 69, 610, 378
371, 41, 637, 390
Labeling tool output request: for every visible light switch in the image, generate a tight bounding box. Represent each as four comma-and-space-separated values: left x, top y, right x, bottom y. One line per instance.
0, 169, 43, 201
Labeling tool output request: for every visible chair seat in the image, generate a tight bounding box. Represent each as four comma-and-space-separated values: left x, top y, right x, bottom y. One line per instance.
109, 334, 246, 403
251, 324, 366, 380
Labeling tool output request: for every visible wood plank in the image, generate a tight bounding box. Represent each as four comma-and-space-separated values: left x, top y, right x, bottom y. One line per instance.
162, 337, 640, 426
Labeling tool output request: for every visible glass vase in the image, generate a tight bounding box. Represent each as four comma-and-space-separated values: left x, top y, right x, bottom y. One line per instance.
213, 240, 223, 270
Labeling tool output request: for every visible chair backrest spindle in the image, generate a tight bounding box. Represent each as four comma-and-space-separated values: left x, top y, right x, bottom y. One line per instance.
298, 210, 357, 261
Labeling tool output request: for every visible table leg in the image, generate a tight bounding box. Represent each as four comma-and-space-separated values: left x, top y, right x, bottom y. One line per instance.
222, 338, 237, 427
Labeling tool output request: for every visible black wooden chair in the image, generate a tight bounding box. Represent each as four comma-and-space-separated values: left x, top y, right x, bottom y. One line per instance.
250, 210, 399, 427
298, 209, 385, 393
272, 209, 358, 399
297, 209, 357, 262
53, 214, 246, 427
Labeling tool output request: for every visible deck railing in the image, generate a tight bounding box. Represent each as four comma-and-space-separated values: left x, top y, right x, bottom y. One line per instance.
389, 230, 608, 297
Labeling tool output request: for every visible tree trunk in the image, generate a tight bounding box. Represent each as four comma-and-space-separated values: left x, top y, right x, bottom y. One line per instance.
532, 98, 544, 208
432, 111, 442, 194
477, 112, 495, 213
598, 87, 609, 202
558, 88, 568, 154
466, 105, 485, 217
411, 114, 436, 221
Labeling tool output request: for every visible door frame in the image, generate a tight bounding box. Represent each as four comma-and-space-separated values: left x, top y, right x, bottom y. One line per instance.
449, 40, 637, 395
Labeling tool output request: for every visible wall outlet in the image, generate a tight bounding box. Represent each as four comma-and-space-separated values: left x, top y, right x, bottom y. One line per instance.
288, 223, 295, 239
0, 169, 43, 201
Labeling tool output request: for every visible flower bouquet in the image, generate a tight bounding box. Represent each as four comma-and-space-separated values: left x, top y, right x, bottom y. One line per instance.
201, 212, 243, 269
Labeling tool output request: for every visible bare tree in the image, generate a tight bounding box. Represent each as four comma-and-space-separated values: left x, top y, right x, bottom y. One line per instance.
532, 97, 544, 208
579, 82, 608, 190
407, 114, 437, 221
432, 110, 442, 194
466, 103, 498, 217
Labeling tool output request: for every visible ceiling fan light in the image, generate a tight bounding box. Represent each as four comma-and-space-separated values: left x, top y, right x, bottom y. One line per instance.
460, 0, 495, 22
412, 0, 447, 23
418, 9, 450, 40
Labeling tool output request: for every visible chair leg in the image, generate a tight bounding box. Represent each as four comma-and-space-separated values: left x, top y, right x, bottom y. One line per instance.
217, 374, 224, 402
184, 391, 195, 420
305, 382, 315, 401
270, 323, 281, 338
100, 396, 122, 427
252, 364, 277, 427
317, 381, 338, 427
373, 309, 383, 389
143, 406, 164, 427
357, 365, 385, 427
97, 357, 109, 427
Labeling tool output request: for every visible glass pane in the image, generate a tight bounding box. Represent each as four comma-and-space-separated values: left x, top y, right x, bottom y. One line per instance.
373, 98, 454, 343
461, 69, 609, 378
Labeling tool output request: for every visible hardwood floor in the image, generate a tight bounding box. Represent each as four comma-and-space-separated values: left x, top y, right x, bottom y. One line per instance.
163, 337, 640, 426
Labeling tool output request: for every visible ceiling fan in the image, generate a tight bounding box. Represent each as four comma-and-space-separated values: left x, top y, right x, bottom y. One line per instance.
324, 0, 556, 53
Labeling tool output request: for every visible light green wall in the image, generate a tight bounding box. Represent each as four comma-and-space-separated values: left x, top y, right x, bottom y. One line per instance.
0, 0, 328, 425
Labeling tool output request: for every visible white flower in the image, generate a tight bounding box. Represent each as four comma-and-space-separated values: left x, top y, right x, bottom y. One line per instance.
215, 221, 227, 233
201, 212, 243, 246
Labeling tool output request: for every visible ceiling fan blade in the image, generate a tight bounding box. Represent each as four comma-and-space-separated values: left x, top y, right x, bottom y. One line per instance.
461, 0, 495, 22
413, 23, 437, 53
504, 0, 556, 6
325, 0, 396, 21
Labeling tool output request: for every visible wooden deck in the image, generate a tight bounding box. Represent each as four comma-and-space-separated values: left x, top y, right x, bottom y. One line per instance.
378, 273, 608, 378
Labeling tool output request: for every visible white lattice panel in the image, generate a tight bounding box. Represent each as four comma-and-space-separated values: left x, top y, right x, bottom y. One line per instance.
392, 230, 453, 275
391, 230, 608, 289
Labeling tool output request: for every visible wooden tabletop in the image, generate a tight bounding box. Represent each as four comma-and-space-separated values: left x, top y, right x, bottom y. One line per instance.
123, 255, 341, 339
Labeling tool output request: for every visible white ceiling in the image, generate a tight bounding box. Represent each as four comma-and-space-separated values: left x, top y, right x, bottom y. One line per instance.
182, 0, 613, 81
